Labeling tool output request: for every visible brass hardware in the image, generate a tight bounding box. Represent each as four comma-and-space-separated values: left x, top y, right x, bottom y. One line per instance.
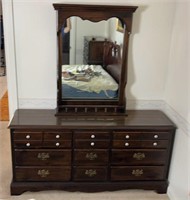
132, 169, 143, 176
37, 153, 50, 161
37, 169, 50, 178
85, 152, 97, 160
133, 152, 145, 160
85, 169, 97, 177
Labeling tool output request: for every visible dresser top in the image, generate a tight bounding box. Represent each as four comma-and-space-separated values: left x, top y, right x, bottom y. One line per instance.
9, 109, 176, 130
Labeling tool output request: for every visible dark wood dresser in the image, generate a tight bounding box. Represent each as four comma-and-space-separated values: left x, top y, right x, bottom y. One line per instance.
9, 109, 176, 195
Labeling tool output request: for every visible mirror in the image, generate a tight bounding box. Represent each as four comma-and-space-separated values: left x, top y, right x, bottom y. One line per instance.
61, 17, 123, 100
53, 4, 137, 114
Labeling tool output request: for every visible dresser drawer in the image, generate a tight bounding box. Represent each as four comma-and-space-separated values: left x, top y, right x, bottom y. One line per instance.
14, 140, 42, 148
15, 166, 71, 181
111, 150, 167, 165
15, 149, 71, 166
13, 130, 42, 140
74, 150, 109, 165
111, 166, 166, 181
73, 167, 107, 181
113, 131, 170, 140
74, 140, 110, 149
112, 140, 168, 149
44, 131, 72, 140
43, 140, 71, 148
74, 131, 110, 140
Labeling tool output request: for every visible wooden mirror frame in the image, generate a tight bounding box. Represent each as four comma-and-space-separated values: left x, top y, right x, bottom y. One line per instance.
53, 4, 137, 115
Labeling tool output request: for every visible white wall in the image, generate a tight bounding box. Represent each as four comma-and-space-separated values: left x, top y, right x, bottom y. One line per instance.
2, 0, 189, 199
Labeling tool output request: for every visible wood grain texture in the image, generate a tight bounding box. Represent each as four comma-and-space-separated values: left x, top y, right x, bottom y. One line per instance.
0, 91, 9, 121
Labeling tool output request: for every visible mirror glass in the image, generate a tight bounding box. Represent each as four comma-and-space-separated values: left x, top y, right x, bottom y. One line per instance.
61, 17, 124, 100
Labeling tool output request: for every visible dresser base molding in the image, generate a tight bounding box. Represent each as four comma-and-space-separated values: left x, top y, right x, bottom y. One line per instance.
11, 181, 168, 195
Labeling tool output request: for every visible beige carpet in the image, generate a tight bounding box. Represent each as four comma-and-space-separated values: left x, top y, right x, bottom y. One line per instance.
0, 121, 170, 200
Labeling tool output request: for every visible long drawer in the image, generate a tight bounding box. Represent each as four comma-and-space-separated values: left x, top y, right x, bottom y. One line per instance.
14, 149, 71, 166
74, 140, 110, 149
111, 166, 166, 180
111, 150, 167, 165
15, 166, 71, 181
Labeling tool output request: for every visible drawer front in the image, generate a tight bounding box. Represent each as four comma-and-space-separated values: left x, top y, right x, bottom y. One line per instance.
112, 140, 169, 149
111, 166, 166, 181
74, 131, 110, 140
73, 167, 107, 181
74, 140, 110, 149
111, 150, 167, 165
74, 150, 109, 165
13, 130, 42, 140
15, 166, 71, 181
14, 141, 42, 148
44, 132, 72, 140
15, 150, 71, 166
113, 131, 170, 140
43, 140, 71, 148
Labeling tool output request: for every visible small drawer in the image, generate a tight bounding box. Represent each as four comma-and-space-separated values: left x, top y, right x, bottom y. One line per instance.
111, 166, 166, 181
14, 141, 42, 148
44, 131, 72, 140
43, 140, 72, 148
74, 140, 110, 149
73, 167, 107, 181
13, 130, 42, 140
113, 131, 170, 140
112, 140, 169, 149
15, 166, 71, 181
74, 131, 110, 140
74, 150, 109, 165
15, 149, 71, 166
111, 150, 167, 165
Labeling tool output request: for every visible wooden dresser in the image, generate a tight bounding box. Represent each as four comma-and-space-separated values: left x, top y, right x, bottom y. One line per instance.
9, 109, 176, 195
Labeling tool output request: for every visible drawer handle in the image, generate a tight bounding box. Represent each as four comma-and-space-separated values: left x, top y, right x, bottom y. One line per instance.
26, 135, 30, 139
85, 152, 97, 160
26, 143, 30, 147
133, 152, 145, 160
56, 142, 60, 147
91, 134, 95, 139
85, 169, 97, 177
132, 169, 144, 177
125, 135, 130, 139
153, 142, 158, 146
37, 153, 50, 161
154, 134, 159, 139
90, 142, 95, 146
56, 135, 60, 139
37, 169, 50, 178
125, 142, 129, 146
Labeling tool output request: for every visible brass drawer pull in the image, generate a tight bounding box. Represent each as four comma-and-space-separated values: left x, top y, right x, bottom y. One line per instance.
37, 169, 50, 178
85, 152, 97, 160
26, 135, 30, 139
132, 169, 143, 176
154, 134, 158, 139
37, 153, 50, 161
56, 134, 60, 139
133, 152, 145, 160
26, 143, 30, 147
91, 134, 95, 139
85, 169, 97, 177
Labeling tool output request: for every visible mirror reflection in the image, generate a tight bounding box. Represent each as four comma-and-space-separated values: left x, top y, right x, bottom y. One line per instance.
61, 17, 123, 100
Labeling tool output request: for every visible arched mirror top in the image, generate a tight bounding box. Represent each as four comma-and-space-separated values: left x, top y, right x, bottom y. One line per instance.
53, 4, 137, 115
